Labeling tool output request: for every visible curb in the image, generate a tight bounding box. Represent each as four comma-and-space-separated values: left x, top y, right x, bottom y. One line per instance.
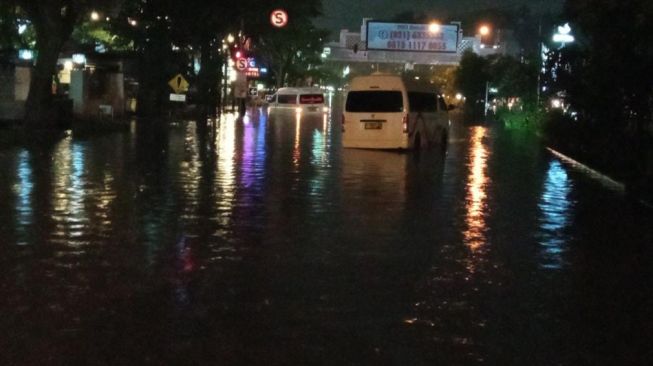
546, 147, 653, 210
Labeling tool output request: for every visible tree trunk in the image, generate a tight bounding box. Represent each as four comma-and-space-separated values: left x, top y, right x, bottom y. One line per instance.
275, 65, 285, 88
196, 39, 220, 123
137, 47, 168, 118
20, 1, 77, 131
24, 32, 65, 130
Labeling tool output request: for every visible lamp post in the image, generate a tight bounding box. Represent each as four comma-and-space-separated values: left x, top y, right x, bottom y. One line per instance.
221, 35, 235, 112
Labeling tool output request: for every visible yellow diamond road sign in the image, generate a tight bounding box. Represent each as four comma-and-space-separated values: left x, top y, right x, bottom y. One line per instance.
168, 74, 189, 94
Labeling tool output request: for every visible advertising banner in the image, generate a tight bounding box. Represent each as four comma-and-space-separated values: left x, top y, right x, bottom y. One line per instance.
366, 22, 459, 53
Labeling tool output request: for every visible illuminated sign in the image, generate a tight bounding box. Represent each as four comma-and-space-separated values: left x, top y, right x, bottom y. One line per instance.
553, 23, 574, 44
245, 67, 260, 78
72, 53, 86, 64
553, 34, 574, 43
270, 9, 288, 28
18, 49, 33, 60
169, 93, 186, 102
235, 58, 248, 71
366, 21, 459, 53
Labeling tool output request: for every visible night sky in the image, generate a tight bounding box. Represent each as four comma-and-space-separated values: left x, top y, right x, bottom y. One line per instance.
316, 0, 563, 38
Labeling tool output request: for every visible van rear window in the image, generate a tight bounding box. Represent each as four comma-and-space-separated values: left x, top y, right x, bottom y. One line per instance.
408, 92, 438, 113
346, 91, 403, 112
299, 94, 324, 104
277, 94, 297, 104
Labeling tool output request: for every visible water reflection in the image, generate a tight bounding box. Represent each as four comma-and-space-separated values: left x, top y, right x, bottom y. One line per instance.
310, 113, 331, 168
293, 112, 301, 169
179, 122, 201, 222
240, 112, 267, 190
2, 110, 652, 365
463, 126, 490, 254
537, 160, 572, 269
340, 149, 408, 237
51, 137, 90, 247
15, 150, 33, 243
215, 113, 237, 228
235, 109, 268, 235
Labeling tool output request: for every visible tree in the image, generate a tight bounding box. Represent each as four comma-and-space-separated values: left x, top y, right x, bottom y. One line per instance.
561, 0, 653, 131
112, 0, 323, 117
246, 1, 325, 88
0, 5, 22, 52
454, 51, 489, 113
548, 0, 653, 195
9, 0, 116, 129
487, 54, 538, 105
256, 22, 327, 88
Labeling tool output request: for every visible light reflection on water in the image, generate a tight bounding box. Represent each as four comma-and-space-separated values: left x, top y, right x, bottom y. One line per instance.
537, 160, 573, 269
0, 109, 652, 365
52, 137, 90, 247
293, 112, 301, 169
179, 122, 201, 221
463, 126, 490, 268
15, 150, 32, 242
215, 113, 237, 229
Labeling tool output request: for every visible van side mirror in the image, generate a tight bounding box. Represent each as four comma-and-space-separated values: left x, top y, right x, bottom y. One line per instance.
447, 104, 456, 111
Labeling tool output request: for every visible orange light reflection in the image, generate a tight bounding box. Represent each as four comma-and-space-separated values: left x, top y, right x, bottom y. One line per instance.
293, 112, 301, 168
463, 127, 490, 253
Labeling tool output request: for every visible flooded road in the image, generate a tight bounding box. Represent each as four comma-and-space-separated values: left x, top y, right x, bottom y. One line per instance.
1, 106, 652, 365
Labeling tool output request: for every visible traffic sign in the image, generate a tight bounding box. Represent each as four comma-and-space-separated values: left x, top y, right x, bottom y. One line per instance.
235, 58, 248, 71
248, 87, 258, 97
168, 74, 189, 94
169, 93, 186, 102
270, 9, 288, 28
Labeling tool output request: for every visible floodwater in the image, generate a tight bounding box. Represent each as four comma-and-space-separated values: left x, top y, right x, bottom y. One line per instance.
1, 105, 652, 365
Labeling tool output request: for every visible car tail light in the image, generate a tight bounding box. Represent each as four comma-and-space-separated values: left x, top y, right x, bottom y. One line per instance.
341, 113, 345, 132
402, 114, 408, 133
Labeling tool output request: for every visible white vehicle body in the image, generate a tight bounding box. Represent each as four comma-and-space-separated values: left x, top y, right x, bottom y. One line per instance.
267, 87, 327, 114
342, 74, 451, 150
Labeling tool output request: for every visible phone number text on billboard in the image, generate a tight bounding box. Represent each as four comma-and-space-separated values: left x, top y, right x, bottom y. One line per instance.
366, 22, 459, 53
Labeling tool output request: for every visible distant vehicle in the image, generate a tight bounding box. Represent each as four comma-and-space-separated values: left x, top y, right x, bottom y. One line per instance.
267, 87, 328, 114
265, 94, 275, 103
342, 73, 451, 150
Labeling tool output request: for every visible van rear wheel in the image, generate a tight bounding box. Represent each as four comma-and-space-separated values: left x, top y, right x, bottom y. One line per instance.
414, 133, 422, 151
440, 131, 448, 152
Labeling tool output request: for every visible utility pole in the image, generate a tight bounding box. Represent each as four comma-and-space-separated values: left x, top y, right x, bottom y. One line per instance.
484, 81, 489, 117
536, 0, 545, 106
222, 61, 228, 113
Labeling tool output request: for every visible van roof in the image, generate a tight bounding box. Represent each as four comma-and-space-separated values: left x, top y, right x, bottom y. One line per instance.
275, 87, 323, 95
349, 74, 441, 94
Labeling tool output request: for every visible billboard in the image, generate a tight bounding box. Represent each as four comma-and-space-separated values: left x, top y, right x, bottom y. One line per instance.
366, 21, 459, 53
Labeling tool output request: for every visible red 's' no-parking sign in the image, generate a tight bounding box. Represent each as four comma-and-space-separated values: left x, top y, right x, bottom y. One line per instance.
270, 9, 288, 28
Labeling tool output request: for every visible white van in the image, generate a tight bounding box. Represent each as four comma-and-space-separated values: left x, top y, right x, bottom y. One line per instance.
267, 87, 328, 114
342, 74, 451, 150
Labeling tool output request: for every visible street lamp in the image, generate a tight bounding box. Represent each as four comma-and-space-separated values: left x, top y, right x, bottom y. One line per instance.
428, 22, 440, 34
478, 25, 491, 47
90, 11, 100, 21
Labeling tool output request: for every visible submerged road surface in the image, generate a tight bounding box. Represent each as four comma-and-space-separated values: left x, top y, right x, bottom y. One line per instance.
1, 106, 652, 365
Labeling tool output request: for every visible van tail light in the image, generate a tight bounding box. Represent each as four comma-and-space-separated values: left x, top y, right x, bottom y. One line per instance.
341, 113, 345, 132
402, 114, 408, 133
